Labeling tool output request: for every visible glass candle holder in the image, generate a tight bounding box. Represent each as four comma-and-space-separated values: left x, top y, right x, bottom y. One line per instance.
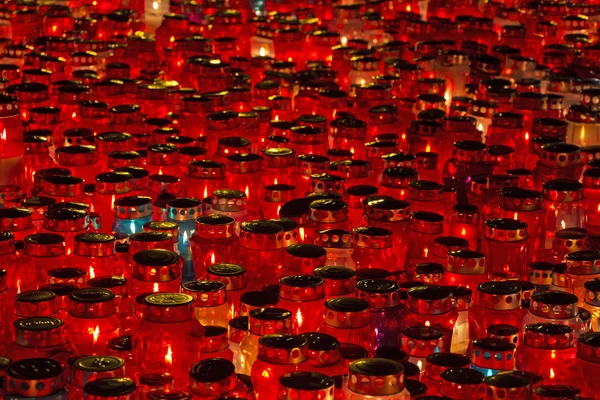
439, 367, 485, 399
5, 316, 75, 368
402, 325, 445, 376
482, 372, 531, 399
42, 207, 91, 254
261, 147, 295, 187
442, 140, 490, 191
542, 179, 586, 250
352, 226, 398, 272
357, 278, 403, 349
378, 167, 418, 199
524, 291, 586, 335
278, 371, 335, 400
533, 143, 582, 189
0, 207, 34, 242
71, 233, 117, 278
421, 352, 471, 396
54, 145, 98, 184
251, 334, 309, 399
136, 372, 175, 399
305, 199, 352, 244
314, 266, 356, 300
470, 337, 516, 376
66, 355, 126, 398
300, 332, 344, 376
407, 181, 445, 214
190, 215, 236, 278
65, 287, 120, 355
364, 197, 412, 263
226, 153, 264, 213
238, 290, 279, 317
181, 280, 229, 327
281, 244, 327, 277
189, 358, 248, 398
5, 358, 67, 399
318, 297, 373, 353
405, 285, 458, 352
481, 218, 529, 279
565, 250, 600, 306
207, 263, 248, 320
240, 307, 293, 375
94, 171, 134, 233
470, 281, 525, 341
183, 160, 227, 200
129, 249, 182, 298
448, 286, 473, 356
166, 197, 202, 280
405, 211, 445, 274
311, 228, 354, 270
278, 275, 325, 334
230, 220, 285, 290
112, 196, 153, 237
345, 358, 410, 399
290, 154, 330, 196
19, 233, 67, 291
516, 323, 576, 385
132, 293, 204, 390
445, 250, 487, 290
446, 205, 480, 249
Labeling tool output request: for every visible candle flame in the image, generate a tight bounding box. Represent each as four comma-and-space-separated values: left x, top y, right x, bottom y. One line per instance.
423, 247, 429, 258
477, 123, 483, 131
406, 4, 411, 11
244, 185, 250, 198
549, 368, 555, 379
425, 144, 431, 152
153, 282, 160, 292
165, 344, 173, 367
274, 178, 278, 185
417, 359, 423, 371
581, 125, 586, 141
16, 279, 21, 294
296, 309, 303, 329
71, 111, 77, 119
425, 320, 430, 327
210, 252, 215, 265
89, 325, 100, 344
461, 228, 466, 236
597, 204, 600, 212
341, 36, 348, 46
203, 186, 208, 199
89, 266, 95, 280
525, 131, 530, 141
52, 25, 57, 33
561, 220, 566, 230
350, 147, 355, 154
514, 212, 518, 220
152, 1, 159, 10
274, 115, 279, 122
359, 79, 366, 86
299, 227, 305, 241
170, 36, 175, 43
259, 47, 266, 57
0, 128, 5, 141
444, 89, 450, 104
288, 57, 293, 62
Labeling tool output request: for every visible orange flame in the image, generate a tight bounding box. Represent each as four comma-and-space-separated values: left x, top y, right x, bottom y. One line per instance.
406, 4, 411, 11
299, 227, 305, 241
296, 309, 303, 329
549, 368, 555, 379
274, 115, 279, 122
153, 282, 160, 292
0, 128, 5, 141
203, 186, 208, 199
165, 344, 173, 367
461, 228, 466, 236
89, 266, 95, 280
425, 320, 430, 327
423, 247, 429, 258
525, 132, 530, 141
72, 111, 77, 119
561, 220, 566, 230
514, 212, 518, 220
89, 325, 100, 344
426, 144, 431, 152
170, 36, 175, 43
210, 252, 216, 265
244, 185, 250, 199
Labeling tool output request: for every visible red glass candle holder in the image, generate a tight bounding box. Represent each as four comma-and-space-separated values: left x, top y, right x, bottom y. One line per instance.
226, 153, 264, 213
251, 334, 309, 398
470, 337, 516, 376
42, 207, 90, 253
54, 145, 98, 184
132, 293, 203, 390
516, 323, 576, 385
314, 266, 356, 300
278, 274, 325, 334
470, 281, 525, 341
378, 167, 418, 199
189, 215, 236, 278
66, 355, 126, 398
130, 249, 182, 297
282, 244, 327, 277
189, 357, 248, 398
181, 280, 229, 327
18, 233, 67, 291
482, 372, 531, 400
346, 358, 410, 399
405, 211, 445, 274
439, 367, 485, 399
65, 287, 119, 355
445, 250, 487, 290
565, 250, 600, 305
206, 263, 248, 320
318, 297, 373, 353
5, 358, 67, 399
305, 199, 352, 244
481, 218, 529, 278
183, 160, 226, 200
352, 226, 397, 271
230, 220, 284, 290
